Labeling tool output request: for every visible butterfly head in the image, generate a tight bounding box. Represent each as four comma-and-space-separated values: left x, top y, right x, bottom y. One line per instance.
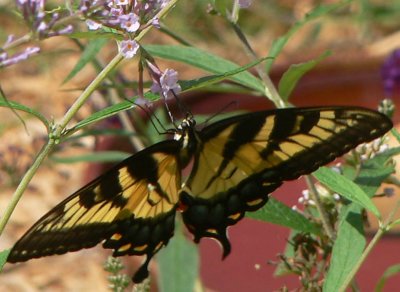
174, 116, 196, 141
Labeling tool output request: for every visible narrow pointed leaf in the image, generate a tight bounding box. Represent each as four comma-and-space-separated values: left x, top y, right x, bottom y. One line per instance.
324, 204, 365, 292
72, 57, 267, 134
278, 51, 331, 100
265, 0, 351, 72
50, 151, 130, 164
63, 38, 108, 84
391, 128, 400, 143
247, 197, 320, 235
180, 56, 269, 92
0, 249, 9, 272
375, 264, 400, 292
313, 167, 380, 218
144, 45, 265, 92
71, 100, 136, 133
0, 98, 49, 131
157, 223, 199, 292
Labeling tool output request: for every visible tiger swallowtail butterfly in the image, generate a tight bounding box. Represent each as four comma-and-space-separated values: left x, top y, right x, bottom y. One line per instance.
7, 106, 392, 283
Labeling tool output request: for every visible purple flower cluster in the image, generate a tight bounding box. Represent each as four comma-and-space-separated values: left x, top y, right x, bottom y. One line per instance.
16, 0, 73, 39
1, 0, 73, 68
80, 0, 169, 33
80, 0, 171, 58
381, 49, 400, 97
119, 39, 139, 58
147, 60, 181, 99
237, 0, 252, 9
0, 45, 40, 68
1, 0, 172, 68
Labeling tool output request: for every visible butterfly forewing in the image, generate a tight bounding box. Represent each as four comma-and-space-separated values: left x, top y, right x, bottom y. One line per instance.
180, 107, 392, 255
8, 140, 182, 283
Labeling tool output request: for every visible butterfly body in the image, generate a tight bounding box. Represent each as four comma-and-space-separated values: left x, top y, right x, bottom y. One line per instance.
7, 106, 393, 283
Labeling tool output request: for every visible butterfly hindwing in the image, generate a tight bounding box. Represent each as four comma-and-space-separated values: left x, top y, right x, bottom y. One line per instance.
180, 107, 392, 255
8, 140, 182, 283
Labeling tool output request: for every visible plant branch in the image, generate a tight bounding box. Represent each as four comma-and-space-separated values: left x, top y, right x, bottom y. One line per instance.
0, 140, 54, 234
229, 22, 286, 109
338, 200, 400, 291
305, 176, 336, 240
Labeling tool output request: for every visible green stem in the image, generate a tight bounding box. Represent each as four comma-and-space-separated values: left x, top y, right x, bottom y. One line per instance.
0, 53, 122, 236
229, 22, 287, 109
56, 53, 124, 134
305, 176, 335, 240
338, 225, 384, 292
0, 140, 54, 234
338, 201, 400, 291
2, 34, 31, 51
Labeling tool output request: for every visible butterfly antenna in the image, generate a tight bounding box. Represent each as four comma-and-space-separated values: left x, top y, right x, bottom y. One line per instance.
202, 100, 238, 127
162, 96, 177, 128
161, 89, 193, 129
171, 90, 194, 121
133, 101, 173, 135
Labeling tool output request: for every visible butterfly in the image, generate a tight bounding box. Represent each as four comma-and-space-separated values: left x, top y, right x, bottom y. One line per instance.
7, 106, 392, 283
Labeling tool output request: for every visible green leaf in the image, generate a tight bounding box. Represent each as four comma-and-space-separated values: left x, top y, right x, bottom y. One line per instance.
0, 97, 49, 131
63, 38, 108, 84
212, 0, 231, 16
390, 218, 400, 228
71, 100, 136, 133
179, 56, 269, 92
354, 166, 394, 197
157, 222, 199, 292
71, 57, 268, 133
144, 45, 265, 92
365, 147, 400, 167
0, 249, 10, 272
313, 167, 380, 218
278, 51, 331, 100
64, 128, 138, 143
50, 151, 130, 164
265, 0, 351, 72
375, 264, 400, 292
341, 147, 399, 197
324, 204, 365, 292
391, 128, 400, 143
69, 31, 123, 41
247, 197, 320, 235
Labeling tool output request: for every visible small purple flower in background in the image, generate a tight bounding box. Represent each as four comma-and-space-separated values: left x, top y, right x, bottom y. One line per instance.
381, 49, 400, 97
143, 0, 169, 12
119, 39, 139, 58
151, 17, 160, 28
16, 0, 73, 38
151, 68, 181, 99
116, 0, 129, 5
79, 0, 171, 34
86, 19, 102, 30
119, 13, 140, 33
238, 0, 252, 9
0, 46, 40, 68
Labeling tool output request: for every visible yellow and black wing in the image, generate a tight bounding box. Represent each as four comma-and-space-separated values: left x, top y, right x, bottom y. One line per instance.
180, 107, 392, 256
8, 140, 182, 283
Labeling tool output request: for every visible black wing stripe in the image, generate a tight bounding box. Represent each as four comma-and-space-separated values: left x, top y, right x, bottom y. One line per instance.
222, 117, 265, 159
8, 141, 182, 270
181, 107, 392, 258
